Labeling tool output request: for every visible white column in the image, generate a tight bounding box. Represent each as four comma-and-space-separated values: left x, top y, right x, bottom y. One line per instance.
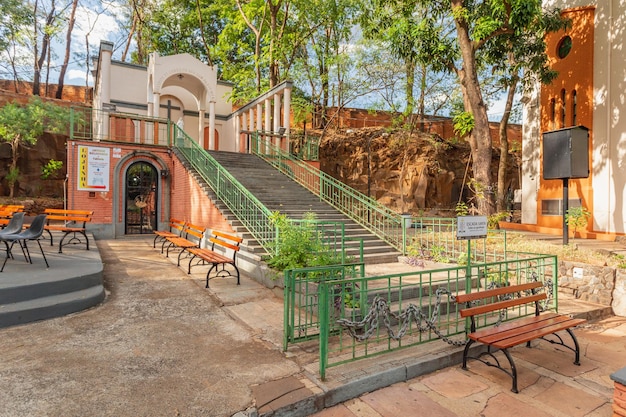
241, 112, 248, 153
209, 101, 216, 150
235, 114, 240, 152
282, 87, 291, 152
283, 87, 291, 135
256, 103, 263, 153
248, 108, 255, 153
264, 98, 271, 153
273, 92, 281, 150
100, 42, 113, 140
153, 93, 161, 118
198, 109, 205, 148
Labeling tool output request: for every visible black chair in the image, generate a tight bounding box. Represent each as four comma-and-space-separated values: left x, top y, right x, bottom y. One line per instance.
0, 212, 25, 236
0, 214, 48, 272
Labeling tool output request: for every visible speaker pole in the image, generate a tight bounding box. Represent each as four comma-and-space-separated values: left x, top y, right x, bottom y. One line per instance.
562, 178, 569, 245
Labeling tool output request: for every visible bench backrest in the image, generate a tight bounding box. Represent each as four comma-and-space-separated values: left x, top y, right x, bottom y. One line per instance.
209, 231, 243, 258
209, 230, 243, 252
182, 222, 206, 244
168, 218, 186, 235
455, 281, 546, 332
0, 205, 25, 216
44, 209, 93, 226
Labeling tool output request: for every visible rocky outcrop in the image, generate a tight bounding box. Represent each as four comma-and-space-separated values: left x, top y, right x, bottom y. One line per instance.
0, 133, 67, 197
319, 128, 520, 216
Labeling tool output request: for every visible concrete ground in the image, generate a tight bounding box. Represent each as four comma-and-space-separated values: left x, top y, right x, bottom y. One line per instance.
0, 236, 623, 417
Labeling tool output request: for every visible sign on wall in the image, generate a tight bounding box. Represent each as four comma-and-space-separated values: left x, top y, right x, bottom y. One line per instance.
78, 145, 110, 191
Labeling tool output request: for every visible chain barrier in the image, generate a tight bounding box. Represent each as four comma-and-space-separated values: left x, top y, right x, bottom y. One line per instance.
336, 288, 468, 347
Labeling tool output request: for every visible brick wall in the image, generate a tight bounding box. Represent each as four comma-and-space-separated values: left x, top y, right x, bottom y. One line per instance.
67, 140, 232, 238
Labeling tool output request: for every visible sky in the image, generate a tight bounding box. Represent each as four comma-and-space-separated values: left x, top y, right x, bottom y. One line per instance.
64, 2, 129, 85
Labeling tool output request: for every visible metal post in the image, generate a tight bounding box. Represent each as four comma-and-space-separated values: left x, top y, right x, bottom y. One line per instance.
562, 178, 569, 245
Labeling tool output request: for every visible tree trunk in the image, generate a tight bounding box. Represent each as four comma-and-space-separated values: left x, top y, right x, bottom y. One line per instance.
497, 75, 518, 212
33, 1, 56, 96
8, 136, 20, 198
452, 0, 494, 215
56, 0, 78, 98
404, 59, 415, 117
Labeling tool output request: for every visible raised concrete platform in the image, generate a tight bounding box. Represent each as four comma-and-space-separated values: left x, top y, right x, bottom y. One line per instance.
0, 234, 105, 328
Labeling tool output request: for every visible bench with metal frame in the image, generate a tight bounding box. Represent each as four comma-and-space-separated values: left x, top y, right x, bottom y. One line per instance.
455, 281, 586, 393
163, 222, 206, 266
43, 209, 93, 253
153, 218, 186, 251
186, 230, 242, 287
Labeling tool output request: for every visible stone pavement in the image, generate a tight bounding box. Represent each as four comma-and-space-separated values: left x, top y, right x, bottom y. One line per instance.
0, 236, 623, 417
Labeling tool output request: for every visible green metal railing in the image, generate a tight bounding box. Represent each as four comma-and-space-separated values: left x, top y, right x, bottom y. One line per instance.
173, 126, 363, 260
289, 133, 320, 161
283, 253, 558, 379
70, 106, 171, 145
251, 132, 410, 252
174, 127, 276, 250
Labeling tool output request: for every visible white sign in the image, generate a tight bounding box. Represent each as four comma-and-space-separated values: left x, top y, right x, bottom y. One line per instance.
457, 216, 488, 240
77, 145, 110, 191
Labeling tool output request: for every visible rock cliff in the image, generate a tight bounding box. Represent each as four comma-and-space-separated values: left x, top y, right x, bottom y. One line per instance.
318, 127, 520, 216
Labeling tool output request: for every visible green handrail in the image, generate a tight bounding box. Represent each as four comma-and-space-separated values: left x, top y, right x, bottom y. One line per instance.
173, 126, 360, 261
173, 127, 277, 251
251, 132, 408, 252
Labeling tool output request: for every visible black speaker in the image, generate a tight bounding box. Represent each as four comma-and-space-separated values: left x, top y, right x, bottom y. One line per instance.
542, 126, 589, 180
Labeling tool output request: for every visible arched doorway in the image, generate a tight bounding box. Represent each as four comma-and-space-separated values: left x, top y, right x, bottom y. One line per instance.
125, 161, 158, 234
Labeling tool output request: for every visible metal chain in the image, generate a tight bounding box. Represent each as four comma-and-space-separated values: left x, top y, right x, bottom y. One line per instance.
336, 288, 468, 347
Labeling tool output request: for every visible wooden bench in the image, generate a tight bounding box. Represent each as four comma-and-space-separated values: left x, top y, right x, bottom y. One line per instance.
0, 205, 25, 228
163, 222, 206, 266
455, 281, 586, 393
153, 218, 186, 251
186, 231, 243, 287
43, 209, 94, 253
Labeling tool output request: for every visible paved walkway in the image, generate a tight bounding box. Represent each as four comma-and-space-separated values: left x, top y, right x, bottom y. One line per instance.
0, 236, 623, 417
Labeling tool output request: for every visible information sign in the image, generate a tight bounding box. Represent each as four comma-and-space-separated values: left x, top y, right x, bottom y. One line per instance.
456, 216, 488, 240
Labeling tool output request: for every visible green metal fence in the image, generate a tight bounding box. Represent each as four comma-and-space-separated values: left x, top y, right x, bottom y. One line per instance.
283, 253, 558, 379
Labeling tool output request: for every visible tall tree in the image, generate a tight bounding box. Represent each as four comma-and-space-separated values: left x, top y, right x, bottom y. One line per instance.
484, 7, 568, 212
390, 0, 566, 215
55, 0, 78, 99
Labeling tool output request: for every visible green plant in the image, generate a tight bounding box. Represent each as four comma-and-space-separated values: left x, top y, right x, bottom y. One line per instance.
457, 252, 474, 266
5, 167, 20, 190
41, 159, 63, 180
488, 212, 510, 229
266, 211, 343, 273
430, 244, 450, 263
455, 201, 469, 217
565, 206, 591, 238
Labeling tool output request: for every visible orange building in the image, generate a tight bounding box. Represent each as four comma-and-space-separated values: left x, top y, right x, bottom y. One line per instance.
521, 3, 623, 239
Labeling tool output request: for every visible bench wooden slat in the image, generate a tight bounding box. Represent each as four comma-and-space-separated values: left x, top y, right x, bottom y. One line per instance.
471, 314, 581, 344
467, 312, 560, 338
187, 248, 231, 264
455, 281, 542, 304
459, 293, 546, 317
489, 318, 587, 349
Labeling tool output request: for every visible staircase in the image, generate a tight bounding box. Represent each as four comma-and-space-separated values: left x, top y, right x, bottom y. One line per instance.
179, 150, 401, 264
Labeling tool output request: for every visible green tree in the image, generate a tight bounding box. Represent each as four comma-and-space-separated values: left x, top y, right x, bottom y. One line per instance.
380, 0, 567, 216
0, 97, 70, 197
484, 8, 568, 211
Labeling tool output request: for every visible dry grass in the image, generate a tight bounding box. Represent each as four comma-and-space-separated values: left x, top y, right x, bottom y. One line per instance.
501, 232, 621, 267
